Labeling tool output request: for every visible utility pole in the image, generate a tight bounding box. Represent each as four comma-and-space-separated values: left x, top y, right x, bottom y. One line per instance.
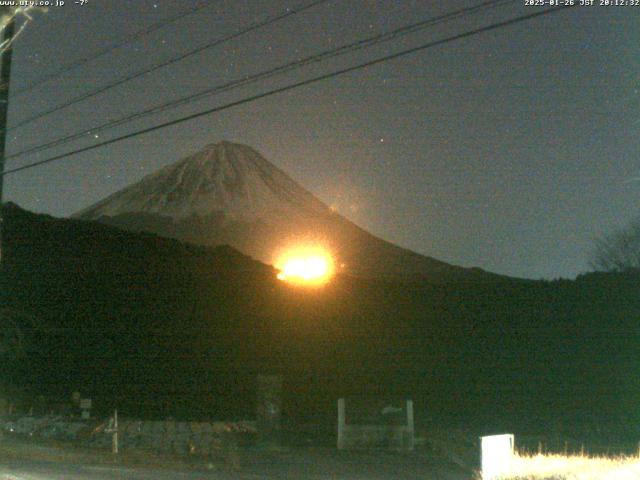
0, 7, 15, 263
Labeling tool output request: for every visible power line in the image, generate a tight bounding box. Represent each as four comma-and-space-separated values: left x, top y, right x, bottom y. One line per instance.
7, 0, 514, 161
12, 1, 215, 96
1, 5, 575, 178
7, 0, 331, 131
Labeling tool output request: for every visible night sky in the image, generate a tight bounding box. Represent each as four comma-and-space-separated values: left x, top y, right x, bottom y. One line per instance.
3, 0, 638, 279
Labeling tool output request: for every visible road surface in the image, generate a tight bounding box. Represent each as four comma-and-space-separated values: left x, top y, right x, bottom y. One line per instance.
0, 448, 471, 479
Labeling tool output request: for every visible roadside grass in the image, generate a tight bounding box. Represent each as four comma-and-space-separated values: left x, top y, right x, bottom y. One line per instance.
0, 435, 207, 471
417, 425, 640, 480
497, 451, 640, 479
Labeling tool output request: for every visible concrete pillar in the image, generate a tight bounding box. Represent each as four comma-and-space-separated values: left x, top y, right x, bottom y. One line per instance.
405, 399, 414, 450
256, 374, 282, 448
337, 398, 345, 450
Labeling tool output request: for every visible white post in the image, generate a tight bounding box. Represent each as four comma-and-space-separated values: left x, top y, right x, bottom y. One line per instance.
337, 398, 345, 450
112, 409, 118, 454
480, 434, 514, 480
406, 400, 414, 450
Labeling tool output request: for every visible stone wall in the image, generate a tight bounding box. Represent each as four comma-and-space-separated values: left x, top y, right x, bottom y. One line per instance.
0, 415, 256, 455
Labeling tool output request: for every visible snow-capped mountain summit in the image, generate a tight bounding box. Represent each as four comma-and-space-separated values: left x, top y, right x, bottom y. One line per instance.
75, 141, 501, 281
76, 141, 329, 222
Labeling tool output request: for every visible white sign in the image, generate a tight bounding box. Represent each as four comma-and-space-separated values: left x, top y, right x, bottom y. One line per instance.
79, 398, 92, 410
481, 434, 514, 480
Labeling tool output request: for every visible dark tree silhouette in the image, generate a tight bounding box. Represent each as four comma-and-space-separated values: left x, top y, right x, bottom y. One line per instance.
591, 216, 640, 272
0, 307, 28, 358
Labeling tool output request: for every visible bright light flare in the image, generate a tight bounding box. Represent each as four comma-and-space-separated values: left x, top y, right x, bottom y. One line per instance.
481, 434, 514, 479
275, 247, 335, 286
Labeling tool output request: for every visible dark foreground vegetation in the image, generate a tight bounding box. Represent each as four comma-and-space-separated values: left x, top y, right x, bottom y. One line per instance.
1, 203, 638, 446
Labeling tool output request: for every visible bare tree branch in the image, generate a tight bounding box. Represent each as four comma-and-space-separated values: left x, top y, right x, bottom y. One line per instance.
590, 217, 640, 272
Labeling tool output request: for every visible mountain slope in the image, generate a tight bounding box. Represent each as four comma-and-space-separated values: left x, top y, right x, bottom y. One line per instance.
74, 141, 503, 282
2, 203, 639, 437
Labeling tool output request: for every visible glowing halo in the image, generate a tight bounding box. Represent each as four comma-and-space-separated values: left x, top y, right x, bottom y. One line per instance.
274, 245, 335, 286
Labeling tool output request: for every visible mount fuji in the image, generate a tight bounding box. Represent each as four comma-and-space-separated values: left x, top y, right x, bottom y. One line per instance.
74, 141, 500, 282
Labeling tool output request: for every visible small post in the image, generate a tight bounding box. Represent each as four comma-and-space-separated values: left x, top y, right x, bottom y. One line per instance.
112, 409, 118, 454
337, 398, 345, 450
80, 398, 92, 419
405, 399, 414, 451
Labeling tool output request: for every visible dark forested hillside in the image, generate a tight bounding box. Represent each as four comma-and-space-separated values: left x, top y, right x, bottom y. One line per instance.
1, 203, 638, 440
